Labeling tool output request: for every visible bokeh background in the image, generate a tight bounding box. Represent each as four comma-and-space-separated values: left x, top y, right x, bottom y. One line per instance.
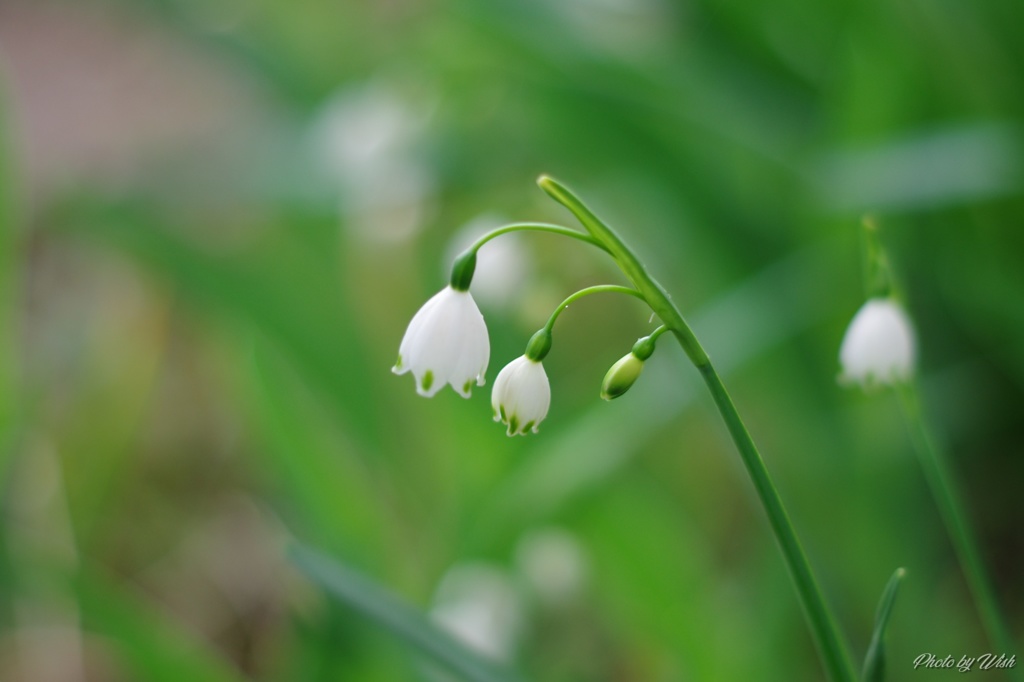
1, 0, 1022, 679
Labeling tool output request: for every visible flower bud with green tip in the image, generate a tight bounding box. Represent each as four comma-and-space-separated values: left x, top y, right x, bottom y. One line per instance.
600, 329, 661, 400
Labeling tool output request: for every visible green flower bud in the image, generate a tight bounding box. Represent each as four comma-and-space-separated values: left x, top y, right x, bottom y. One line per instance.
525, 328, 553, 362
600, 352, 644, 401
449, 249, 477, 292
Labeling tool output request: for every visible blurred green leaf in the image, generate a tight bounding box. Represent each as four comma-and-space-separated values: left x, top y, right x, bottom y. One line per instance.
246, 340, 392, 563
45, 196, 389, 459
861, 567, 906, 682
291, 544, 524, 682
815, 125, 1022, 212
0, 65, 19, 487
75, 569, 247, 682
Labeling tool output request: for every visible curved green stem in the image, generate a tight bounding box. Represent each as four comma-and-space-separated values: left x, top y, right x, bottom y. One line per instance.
469, 222, 611, 254
646, 324, 671, 342
898, 384, 1021, 680
542, 285, 647, 333
537, 177, 709, 368
526, 285, 649, 361
539, 175, 857, 682
451, 223, 611, 290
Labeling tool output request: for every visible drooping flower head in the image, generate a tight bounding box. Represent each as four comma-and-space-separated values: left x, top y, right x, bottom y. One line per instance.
491, 355, 551, 436
393, 285, 490, 397
839, 297, 916, 387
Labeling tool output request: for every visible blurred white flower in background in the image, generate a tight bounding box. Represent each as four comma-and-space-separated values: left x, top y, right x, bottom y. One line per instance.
839, 297, 916, 387
445, 214, 531, 310
309, 80, 436, 243
430, 563, 524, 661
515, 527, 588, 607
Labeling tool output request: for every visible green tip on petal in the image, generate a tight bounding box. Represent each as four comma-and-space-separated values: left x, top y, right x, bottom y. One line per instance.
421, 370, 434, 392
463, 380, 474, 395
393, 354, 403, 371
508, 414, 520, 436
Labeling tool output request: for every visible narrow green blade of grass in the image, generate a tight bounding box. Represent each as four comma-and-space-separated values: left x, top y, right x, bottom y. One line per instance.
0, 64, 21, 487
861, 568, 906, 682
74, 570, 247, 682
290, 544, 524, 682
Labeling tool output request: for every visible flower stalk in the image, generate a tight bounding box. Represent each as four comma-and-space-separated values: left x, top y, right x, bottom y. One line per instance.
898, 384, 1021, 681
847, 219, 1018, 679
538, 285, 647, 340
493, 285, 646, 436
601, 326, 668, 400
538, 175, 857, 682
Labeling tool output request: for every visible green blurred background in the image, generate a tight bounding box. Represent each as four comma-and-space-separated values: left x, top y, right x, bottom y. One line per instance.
1, 0, 1022, 679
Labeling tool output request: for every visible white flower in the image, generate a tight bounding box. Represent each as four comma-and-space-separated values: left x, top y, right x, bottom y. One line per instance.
839, 297, 916, 386
429, 563, 524, 662
309, 81, 436, 244
491, 356, 551, 435
515, 527, 588, 607
393, 286, 489, 398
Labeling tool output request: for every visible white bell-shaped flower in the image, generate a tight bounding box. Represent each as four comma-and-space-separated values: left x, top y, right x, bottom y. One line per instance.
491, 355, 551, 435
429, 563, 523, 662
839, 297, 916, 387
393, 286, 489, 397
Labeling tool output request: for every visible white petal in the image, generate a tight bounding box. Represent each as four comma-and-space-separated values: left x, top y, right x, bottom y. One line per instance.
395, 287, 447, 374
839, 298, 916, 386
448, 295, 490, 397
407, 291, 460, 396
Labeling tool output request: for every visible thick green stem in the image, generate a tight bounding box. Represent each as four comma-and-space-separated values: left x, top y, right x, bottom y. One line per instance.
539, 175, 857, 682
700, 363, 857, 682
898, 384, 1020, 679
537, 177, 708, 367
